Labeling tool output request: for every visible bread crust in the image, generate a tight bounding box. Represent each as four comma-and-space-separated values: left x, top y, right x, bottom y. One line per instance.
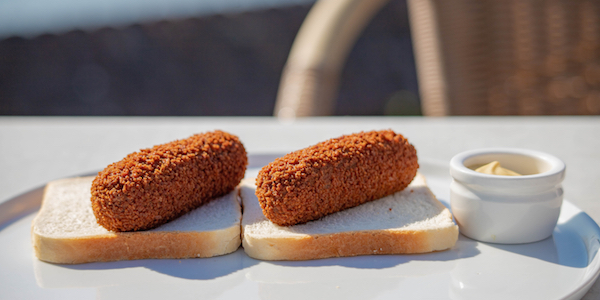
242, 227, 458, 261
91, 130, 247, 232
255, 130, 418, 226
32, 227, 241, 264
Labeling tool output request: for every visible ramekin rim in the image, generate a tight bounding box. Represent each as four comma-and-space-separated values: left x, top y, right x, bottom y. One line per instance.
449, 147, 566, 182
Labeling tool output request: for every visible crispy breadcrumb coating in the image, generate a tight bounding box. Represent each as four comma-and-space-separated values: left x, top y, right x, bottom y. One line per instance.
255, 130, 418, 226
91, 130, 247, 232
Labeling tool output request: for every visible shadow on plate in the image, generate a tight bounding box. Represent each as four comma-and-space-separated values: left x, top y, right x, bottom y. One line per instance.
244, 234, 479, 276
448, 211, 600, 300
466, 210, 600, 269
35, 252, 250, 299
34, 248, 259, 287
241, 236, 479, 300
0, 185, 45, 232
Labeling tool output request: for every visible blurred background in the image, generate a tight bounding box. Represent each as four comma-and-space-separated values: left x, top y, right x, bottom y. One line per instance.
0, 0, 599, 117
0, 0, 420, 116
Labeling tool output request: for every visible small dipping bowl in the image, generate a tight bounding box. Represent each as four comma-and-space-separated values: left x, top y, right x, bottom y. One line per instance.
450, 148, 566, 244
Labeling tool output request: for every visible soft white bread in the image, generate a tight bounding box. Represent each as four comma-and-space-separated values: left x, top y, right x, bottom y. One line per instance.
31, 176, 242, 264
241, 173, 458, 260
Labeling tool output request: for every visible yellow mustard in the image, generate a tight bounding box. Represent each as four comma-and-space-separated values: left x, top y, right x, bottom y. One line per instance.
474, 161, 521, 176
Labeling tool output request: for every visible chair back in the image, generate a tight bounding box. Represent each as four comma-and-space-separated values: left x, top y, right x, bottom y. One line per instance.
275, 0, 600, 117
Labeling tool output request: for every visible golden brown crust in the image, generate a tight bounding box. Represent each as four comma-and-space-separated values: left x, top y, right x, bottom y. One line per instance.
255, 130, 418, 226
91, 130, 247, 232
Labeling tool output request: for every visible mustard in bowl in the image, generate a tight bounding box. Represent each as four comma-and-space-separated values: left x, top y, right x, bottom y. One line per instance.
450, 148, 566, 244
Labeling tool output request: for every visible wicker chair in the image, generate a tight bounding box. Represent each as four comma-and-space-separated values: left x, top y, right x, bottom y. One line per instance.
274, 0, 600, 117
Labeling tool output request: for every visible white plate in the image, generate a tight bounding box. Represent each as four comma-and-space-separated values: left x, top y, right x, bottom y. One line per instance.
1, 156, 600, 300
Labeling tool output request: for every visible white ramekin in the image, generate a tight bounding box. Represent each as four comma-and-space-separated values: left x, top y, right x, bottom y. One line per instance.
449, 148, 566, 244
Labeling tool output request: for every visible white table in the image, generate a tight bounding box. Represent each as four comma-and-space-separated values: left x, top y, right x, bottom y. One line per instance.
1, 116, 599, 299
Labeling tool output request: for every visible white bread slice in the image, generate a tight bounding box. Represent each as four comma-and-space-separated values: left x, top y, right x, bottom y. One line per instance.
241, 173, 458, 260
31, 176, 242, 264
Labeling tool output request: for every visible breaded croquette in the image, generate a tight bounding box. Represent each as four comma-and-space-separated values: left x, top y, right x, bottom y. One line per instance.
91, 130, 247, 232
255, 130, 418, 226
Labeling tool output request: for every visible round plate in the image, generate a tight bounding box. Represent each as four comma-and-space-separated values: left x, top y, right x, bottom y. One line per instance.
1, 157, 599, 300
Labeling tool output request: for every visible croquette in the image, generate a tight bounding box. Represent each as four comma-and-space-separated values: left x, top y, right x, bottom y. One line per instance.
91, 130, 247, 232
255, 130, 418, 226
